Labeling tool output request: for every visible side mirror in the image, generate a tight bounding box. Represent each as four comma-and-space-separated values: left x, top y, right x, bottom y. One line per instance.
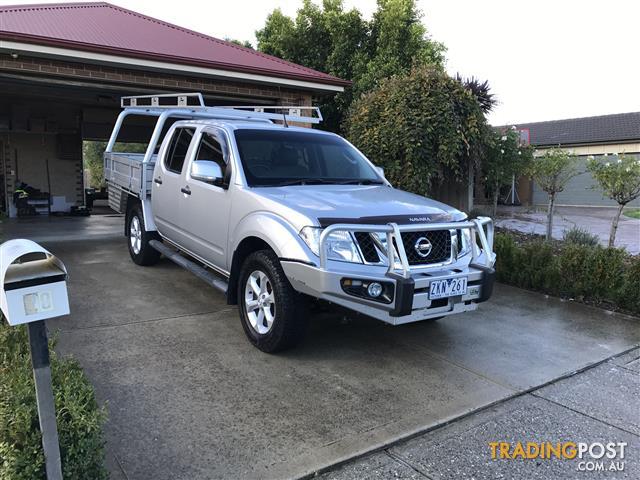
375, 166, 386, 179
1, 239, 70, 325
191, 160, 224, 185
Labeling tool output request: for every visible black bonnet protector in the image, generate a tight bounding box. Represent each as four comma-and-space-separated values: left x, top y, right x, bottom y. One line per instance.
317, 211, 467, 227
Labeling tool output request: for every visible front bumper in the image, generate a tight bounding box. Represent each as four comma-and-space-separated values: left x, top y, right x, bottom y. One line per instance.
282, 217, 496, 325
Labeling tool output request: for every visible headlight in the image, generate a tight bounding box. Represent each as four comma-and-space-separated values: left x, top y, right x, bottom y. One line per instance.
458, 229, 474, 256
299, 226, 363, 263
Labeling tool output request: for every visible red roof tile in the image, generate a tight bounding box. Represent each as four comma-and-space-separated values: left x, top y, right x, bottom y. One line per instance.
0, 2, 349, 87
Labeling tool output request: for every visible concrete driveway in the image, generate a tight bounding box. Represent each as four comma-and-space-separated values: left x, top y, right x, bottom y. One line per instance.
33, 235, 639, 480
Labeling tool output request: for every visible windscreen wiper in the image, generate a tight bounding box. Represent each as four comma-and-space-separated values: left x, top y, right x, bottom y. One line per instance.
272, 178, 384, 186
273, 178, 339, 186
334, 179, 385, 185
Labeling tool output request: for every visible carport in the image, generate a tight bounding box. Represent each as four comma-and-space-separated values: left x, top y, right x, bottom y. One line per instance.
0, 2, 347, 217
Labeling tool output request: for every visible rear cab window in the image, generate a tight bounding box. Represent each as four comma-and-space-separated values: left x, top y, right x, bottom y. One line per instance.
164, 127, 196, 174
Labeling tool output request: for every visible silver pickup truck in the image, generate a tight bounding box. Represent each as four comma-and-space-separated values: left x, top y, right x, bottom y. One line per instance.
105, 93, 496, 352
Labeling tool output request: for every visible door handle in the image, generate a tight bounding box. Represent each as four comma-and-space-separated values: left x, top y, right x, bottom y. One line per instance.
154, 177, 163, 185
181, 186, 191, 195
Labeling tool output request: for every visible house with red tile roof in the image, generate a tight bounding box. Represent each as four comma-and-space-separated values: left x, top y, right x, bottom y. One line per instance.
0, 2, 348, 216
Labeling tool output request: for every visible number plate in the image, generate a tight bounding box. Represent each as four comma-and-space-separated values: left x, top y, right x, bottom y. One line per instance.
429, 277, 467, 300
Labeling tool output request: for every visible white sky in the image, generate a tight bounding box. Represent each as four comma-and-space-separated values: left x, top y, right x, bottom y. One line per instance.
2, 0, 639, 125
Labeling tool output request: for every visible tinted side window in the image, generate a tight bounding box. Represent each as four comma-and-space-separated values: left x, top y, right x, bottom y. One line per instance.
164, 128, 195, 174
195, 132, 227, 172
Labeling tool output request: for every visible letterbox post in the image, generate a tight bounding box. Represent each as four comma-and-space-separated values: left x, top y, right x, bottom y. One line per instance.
27, 320, 63, 480
1, 239, 69, 480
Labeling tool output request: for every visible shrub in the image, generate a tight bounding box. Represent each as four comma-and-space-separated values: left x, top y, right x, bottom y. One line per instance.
563, 226, 600, 247
494, 232, 640, 315
618, 260, 640, 313
0, 319, 108, 480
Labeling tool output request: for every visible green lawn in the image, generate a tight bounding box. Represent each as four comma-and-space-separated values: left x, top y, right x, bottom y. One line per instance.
624, 208, 640, 219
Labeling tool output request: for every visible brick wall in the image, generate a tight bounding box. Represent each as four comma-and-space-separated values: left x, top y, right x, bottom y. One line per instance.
0, 55, 313, 106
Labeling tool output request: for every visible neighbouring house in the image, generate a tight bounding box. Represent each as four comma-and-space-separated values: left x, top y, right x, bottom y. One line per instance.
0, 2, 348, 217
509, 112, 640, 208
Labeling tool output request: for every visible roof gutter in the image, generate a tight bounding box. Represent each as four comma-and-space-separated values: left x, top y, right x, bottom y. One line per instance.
0, 38, 347, 93
532, 139, 640, 148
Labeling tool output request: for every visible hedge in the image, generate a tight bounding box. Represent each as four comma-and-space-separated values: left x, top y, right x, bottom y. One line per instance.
494, 233, 640, 315
0, 319, 108, 480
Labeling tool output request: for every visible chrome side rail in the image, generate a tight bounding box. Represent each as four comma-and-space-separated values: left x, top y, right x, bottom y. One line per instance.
319, 217, 495, 277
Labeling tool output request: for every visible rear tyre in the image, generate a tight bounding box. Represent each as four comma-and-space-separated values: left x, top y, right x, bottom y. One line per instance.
237, 250, 308, 353
127, 204, 161, 266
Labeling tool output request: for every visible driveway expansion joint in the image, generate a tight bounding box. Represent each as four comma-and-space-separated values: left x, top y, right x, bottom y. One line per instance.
384, 449, 434, 479
57, 308, 236, 333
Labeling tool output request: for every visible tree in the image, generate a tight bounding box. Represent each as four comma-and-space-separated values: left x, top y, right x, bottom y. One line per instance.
224, 38, 254, 49
454, 74, 495, 114
255, 0, 445, 132
356, 0, 445, 95
344, 66, 490, 197
83, 141, 106, 188
483, 128, 534, 217
529, 148, 581, 241
83, 141, 147, 188
587, 153, 640, 247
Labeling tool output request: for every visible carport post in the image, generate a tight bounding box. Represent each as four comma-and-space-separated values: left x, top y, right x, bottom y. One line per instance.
27, 320, 63, 480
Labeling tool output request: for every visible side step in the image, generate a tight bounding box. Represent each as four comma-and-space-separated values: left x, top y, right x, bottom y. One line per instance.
149, 240, 228, 294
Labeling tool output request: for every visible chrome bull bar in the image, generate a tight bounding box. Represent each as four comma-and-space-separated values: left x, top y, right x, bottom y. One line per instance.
319, 216, 495, 278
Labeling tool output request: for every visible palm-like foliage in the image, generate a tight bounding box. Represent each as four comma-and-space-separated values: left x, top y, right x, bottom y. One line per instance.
455, 74, 496, 113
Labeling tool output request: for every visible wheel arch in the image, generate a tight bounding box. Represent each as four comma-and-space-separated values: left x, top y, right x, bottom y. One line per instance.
227, 236, 273, 305
125, 194, 156, 236
227, 213, 314, 305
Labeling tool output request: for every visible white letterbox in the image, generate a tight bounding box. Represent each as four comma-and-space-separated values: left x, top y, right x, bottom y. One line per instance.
1, 239, 69, 326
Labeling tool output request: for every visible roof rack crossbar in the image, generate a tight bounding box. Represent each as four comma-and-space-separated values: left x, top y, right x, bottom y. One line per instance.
120, 93, 322, 124
121, 93, 205, 108
217, 106, 322, 124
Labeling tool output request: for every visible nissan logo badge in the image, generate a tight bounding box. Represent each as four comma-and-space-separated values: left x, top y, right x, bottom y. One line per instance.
414, 237, 432, 257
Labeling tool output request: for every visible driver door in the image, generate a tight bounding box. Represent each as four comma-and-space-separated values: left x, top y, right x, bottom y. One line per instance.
179, 128, 232, 272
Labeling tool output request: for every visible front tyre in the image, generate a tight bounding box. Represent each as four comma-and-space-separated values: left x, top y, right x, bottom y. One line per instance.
127, 204, 161, 266
238, 250, 308, 353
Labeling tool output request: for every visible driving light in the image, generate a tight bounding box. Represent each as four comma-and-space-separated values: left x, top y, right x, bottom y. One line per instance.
367, 282, 383, 297
299, 226, 363, 264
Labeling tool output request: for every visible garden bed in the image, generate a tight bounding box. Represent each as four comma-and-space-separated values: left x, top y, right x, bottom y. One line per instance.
494, 230, 640, 317
0, 319, 108, 479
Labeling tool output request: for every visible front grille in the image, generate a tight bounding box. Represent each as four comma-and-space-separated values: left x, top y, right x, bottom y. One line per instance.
354, 229, 452, 266
354, 232, 381, 263
400, 230, 451, 265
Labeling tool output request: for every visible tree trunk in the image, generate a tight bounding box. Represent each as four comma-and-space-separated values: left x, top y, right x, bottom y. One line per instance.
546, 193, 555, 241
609, 202, 625, 247
492, 185, 500, 218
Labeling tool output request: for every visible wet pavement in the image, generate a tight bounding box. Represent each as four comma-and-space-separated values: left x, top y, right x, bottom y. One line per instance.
320, 349, 640, 480
494, 206, 640, 254
28, 236, 639, 480
2, 213, 124, 243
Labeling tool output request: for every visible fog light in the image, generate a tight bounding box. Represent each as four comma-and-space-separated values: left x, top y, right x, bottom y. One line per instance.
367, 282, 383, 298
340, 278, 393, 304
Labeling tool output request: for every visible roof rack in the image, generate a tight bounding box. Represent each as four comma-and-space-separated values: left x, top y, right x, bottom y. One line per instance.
120, 93, 322, 124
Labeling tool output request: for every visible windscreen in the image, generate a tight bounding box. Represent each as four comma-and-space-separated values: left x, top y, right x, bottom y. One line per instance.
233, 129, 382, 187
